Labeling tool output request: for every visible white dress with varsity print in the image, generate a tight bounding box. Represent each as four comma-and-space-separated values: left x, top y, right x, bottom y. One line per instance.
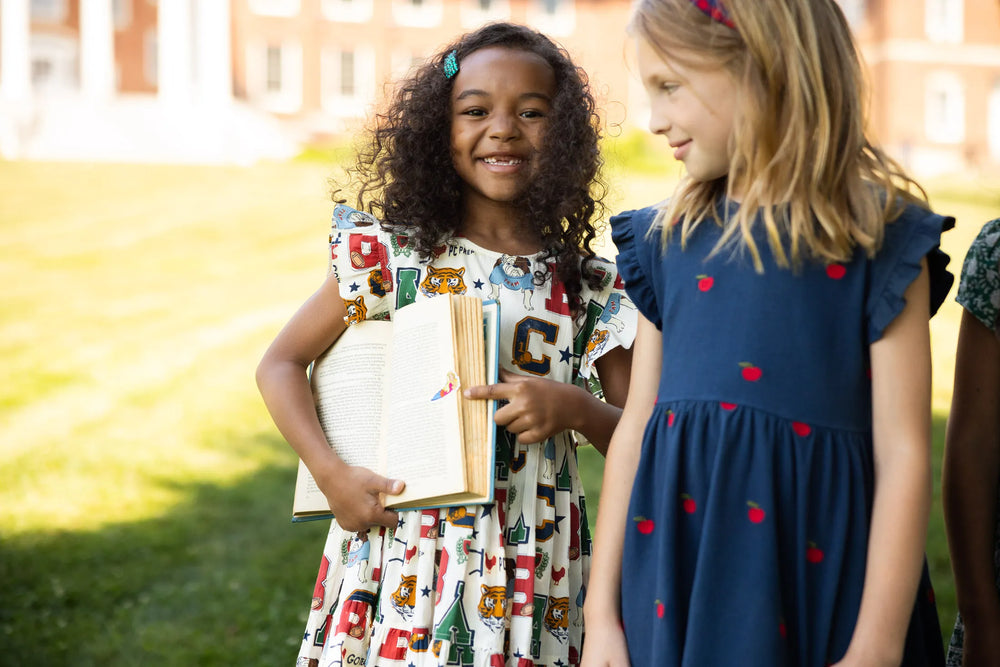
295, 205, 636, 667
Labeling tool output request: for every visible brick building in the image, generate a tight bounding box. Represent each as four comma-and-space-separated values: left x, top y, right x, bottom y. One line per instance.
1, 0, 998, 174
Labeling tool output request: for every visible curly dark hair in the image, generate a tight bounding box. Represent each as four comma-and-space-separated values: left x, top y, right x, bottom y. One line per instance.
338, 22, 607, 317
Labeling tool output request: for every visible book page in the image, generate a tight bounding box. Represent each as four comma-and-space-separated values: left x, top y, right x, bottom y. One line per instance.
311, 322, 393, 470
383, 295, 467, 506
294, 321, 393, 518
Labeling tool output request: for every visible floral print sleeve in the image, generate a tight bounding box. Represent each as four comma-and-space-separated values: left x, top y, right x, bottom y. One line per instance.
956, 218, 1000, 336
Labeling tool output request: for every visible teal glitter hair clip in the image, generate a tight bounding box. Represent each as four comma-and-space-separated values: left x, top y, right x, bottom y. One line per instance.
443, 50, 459, 79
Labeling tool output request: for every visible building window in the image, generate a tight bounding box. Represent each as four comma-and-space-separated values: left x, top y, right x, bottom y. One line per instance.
30, 0, 68, 23
925, 0, 963, 43
924, 71, 965, 144
322, 0, 374, 22
392, 0, 443, 28
988, 80, 1000, 163
527, 0, 574, 36
112, 0, 132, 29
248, 0, 301, 17
322, 45, 374, 118
266, 46, 282, 92
248, 41, 303, 113
29, 34, 78, 93
461, 0, 509, 27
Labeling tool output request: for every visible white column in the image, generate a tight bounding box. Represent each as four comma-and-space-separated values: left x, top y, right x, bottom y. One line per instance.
157, 0, 193, 103
79, 0, 116, 99
0, 0, 31, 102
195, 0, 232, 105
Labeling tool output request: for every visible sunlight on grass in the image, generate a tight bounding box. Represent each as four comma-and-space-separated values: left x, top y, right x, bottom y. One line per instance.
1, 153, 997, 662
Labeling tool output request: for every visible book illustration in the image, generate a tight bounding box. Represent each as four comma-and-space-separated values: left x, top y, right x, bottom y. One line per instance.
431, 371, 460, 401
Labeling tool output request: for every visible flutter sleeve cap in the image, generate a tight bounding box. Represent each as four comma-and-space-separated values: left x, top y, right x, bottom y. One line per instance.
610, 206, 663, 329
576, 257, 638, 380
865, 203, 955, 343
328, 203, 395, 322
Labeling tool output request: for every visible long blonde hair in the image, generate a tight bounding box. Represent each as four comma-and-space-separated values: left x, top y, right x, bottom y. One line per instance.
630, 0, 927, 269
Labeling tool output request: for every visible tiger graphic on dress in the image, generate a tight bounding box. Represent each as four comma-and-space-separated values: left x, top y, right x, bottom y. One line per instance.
477, 584, 507, 631
390, 574, 417, 620
419, 266, 467, 297
543, 596, 569, 641
343, 296, 367, 325
585, 329, 609, 364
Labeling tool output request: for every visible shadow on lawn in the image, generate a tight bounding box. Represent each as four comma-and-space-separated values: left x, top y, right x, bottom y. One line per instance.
0, 433, 328, 666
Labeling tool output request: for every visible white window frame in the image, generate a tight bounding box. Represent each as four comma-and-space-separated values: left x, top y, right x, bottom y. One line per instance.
460, 0, 510, 28
321, 44, 375, 118
924, 70, 965, 144
248, 0, 301, 17
526, 0, 575, 37
392, 0, 444, 28
247, 40, 303, 114
321, 0, 374, 22
925, 0, 963, 43
29, 34, 78, 94
30, 0, 68, 23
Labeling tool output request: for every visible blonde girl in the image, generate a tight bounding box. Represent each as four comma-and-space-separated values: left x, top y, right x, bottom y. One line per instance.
582, 1, 952, 665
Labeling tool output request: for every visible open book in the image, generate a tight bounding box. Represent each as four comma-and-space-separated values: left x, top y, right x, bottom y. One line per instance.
292, 294, 500, 521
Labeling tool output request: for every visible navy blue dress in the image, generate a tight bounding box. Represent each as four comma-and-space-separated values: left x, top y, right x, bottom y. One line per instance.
611, 202, 952, 666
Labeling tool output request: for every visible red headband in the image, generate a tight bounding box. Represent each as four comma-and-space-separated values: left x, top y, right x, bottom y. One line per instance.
688, 0, 735, 29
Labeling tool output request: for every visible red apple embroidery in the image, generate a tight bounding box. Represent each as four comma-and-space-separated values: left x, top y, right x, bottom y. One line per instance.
739, 362, 762, 382
681, 493, 696, 514
746, 501, 765, 523
667, 409, 676, 426
806, 541, 824, 563
826, 264, 847, 280
696, 275, 714, 292
791, 422, 812, 437
634, 516, 655, 534
720, 402, 737, 411
655, 599, 665, 618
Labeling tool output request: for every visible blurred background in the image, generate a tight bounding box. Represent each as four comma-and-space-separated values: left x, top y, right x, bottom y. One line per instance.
1, 0, 999, 664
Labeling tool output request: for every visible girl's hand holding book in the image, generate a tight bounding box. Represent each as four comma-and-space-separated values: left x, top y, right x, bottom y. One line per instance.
315, 458, 404, 532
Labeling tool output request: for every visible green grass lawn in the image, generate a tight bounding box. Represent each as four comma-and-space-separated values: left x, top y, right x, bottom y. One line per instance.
0, 153, 995, 665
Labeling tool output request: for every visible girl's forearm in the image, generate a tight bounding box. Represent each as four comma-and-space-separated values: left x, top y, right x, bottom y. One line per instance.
569, 388, 623, 455
843, 447, 931, 665
256, 357, 346, 478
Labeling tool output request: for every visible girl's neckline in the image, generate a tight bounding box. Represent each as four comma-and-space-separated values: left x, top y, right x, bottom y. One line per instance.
452, 232, 545, 257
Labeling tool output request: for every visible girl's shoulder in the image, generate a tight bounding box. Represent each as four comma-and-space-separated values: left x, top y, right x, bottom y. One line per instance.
956, 217, 1000, 335
331, 203, 412, 237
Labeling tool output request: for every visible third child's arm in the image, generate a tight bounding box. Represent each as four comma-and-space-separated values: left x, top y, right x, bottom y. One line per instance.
835, 261, 933, 666
942, 309, 1000, 666
580, 315, 661, 667
255, 273, 403, 532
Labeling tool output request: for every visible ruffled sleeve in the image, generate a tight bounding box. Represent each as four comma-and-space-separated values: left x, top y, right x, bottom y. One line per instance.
865, 203, 955, 343
955, 217, 1000, 336
577, 257, 638, 380
328, 203, 396, 322
610, 206, 663, 329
